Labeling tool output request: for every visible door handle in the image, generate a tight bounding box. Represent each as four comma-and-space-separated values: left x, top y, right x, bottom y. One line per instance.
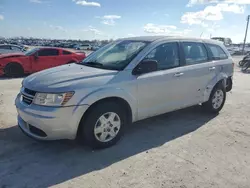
209, 67, 216, 71
174, 72, 184, 77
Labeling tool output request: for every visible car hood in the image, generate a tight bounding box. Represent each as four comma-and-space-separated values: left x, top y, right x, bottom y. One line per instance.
23, 63, 119, 92
0, 53, 25, 59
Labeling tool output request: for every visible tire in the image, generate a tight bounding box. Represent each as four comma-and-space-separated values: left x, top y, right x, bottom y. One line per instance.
202, 82, 226, 113
226, 78, 232, 92
4, 63, 24, 77
242, 61, 250, 71
239, 60, 244, 67
79, 101, 126, 149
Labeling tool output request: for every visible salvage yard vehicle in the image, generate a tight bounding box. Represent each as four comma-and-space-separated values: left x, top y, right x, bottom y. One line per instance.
0, 44, 25, 55
15, 36, 234, 149
0, 47, 86, 77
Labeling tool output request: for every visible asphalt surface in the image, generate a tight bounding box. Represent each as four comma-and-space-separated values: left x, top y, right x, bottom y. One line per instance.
0, 56, 250, 188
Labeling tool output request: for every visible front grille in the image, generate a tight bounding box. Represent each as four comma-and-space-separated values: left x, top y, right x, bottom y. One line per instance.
24, 88, 36, 96
21, 88, 36, 105
22, 94, 33, 105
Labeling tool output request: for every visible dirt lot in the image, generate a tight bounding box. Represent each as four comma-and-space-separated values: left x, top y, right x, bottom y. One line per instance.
0, 56, 250, 188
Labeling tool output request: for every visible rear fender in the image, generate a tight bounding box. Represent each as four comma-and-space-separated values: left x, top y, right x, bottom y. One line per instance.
203, 72, 228, 102
75, 87, 137, 122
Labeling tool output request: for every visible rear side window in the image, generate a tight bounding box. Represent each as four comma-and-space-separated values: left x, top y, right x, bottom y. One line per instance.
63, 50, 72, 55
38, 49, 59, 56
182, 42, 208, 65
206, 44, 228, 60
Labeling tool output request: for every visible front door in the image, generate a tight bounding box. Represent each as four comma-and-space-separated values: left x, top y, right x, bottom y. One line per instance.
33, 49, 60, 72
136, 42, 193, 120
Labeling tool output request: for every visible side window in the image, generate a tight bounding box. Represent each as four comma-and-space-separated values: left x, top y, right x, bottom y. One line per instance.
38, 49, 59, 56
11, 46, 21, 51
63, 50, 72, 55
182, 42, 208, 65
143, 42, 180, 70
206, 44, 228, 60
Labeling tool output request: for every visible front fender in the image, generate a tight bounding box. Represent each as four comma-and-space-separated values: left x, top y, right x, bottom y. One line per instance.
203, 72, 228, 102
76, 87, 137, 122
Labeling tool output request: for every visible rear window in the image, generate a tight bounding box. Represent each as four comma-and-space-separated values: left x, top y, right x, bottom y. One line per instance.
63, 50, 72, 55
206, 44, 228, 60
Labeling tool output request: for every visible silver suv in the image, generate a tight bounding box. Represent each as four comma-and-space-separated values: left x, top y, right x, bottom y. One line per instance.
15, 36, 234, 148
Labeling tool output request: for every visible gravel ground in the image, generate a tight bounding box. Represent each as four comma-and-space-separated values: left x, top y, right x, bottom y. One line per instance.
0, 56, 250, 188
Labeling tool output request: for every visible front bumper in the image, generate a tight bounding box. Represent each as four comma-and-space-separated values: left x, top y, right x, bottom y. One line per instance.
15, 93, 89, 140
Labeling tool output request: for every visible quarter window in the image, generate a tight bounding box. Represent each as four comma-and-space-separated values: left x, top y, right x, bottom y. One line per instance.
143, 42, 180, 70
206, 44, 228, 60
38, 49, 59, 56
183, 42, 208, 65
63, 50, 72, 55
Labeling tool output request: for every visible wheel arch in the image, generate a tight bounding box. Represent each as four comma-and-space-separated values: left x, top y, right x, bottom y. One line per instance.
5, 61, 23, 67
203, 73, 228, 102
4, 61, 24, 73
76, 96, 133, 139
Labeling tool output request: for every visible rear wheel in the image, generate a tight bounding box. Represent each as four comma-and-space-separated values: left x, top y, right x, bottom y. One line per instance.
226, 77, 232, 92
242, 61, 250, 71
4, 63, 24, 77
78, 101, 126, 149
239, 60, 245, 67
202, 82, 226, 113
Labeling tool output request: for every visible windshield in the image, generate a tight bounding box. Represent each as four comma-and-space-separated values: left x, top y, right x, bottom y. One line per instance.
25, 48, 39, 56
81, 40, 148, 71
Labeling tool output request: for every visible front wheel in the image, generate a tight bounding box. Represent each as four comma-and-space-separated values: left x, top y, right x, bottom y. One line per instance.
78, 101, 126, 149
202, 83, 226, 113
4, 63, 24, 77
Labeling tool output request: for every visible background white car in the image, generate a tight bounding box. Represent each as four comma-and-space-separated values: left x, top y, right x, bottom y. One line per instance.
75, 44, 92, 50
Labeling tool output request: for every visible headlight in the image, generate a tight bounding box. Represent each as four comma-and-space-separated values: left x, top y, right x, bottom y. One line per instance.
33, 92, 74, 106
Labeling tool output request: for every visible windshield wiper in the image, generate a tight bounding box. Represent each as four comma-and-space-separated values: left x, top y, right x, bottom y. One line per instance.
84, 61, 103, 67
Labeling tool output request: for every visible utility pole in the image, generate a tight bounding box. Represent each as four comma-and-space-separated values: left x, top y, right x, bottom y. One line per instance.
242, 15, 250, 54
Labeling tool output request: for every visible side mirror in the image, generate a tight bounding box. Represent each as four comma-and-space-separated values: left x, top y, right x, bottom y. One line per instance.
34, 53, 38, 60
132, 59, 158, 75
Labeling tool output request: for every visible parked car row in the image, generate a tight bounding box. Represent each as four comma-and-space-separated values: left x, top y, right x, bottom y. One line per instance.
15, 36, 234, 149
0, 47, 86, 77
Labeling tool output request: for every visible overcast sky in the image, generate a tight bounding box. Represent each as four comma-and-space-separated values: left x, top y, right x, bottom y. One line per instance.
0, 0, 250, 43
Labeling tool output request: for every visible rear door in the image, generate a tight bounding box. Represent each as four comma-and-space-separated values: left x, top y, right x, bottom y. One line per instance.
33, 49, 60, 72
179, 41, 217, 103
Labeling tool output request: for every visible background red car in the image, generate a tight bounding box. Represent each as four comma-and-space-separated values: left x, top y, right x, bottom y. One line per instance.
0, 47, 86, 77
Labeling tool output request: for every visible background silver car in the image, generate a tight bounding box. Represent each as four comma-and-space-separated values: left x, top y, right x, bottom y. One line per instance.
0, 44, 25, 55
